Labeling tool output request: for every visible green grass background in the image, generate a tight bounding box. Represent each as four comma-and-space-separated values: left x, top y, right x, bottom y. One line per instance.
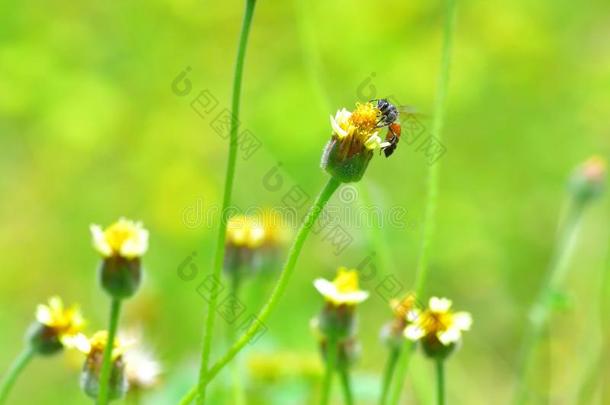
1, 0, 609, 403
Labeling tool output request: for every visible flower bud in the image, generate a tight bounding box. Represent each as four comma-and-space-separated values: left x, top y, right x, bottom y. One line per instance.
321, 104, 386, 183
99, 256, 142, 299
90, 218, 149, 299
569, 156, 606, 205
75, 331, 128, 402
313, 268, 369, 339
224, 211, 287, 280
380, 294, 417, 350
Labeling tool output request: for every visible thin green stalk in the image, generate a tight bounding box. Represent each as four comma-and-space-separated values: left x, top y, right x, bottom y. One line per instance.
388, 0, 457, 403
97, 298, 122, 405
512, 200, 585, 404
0, 346, 35, 404
180, 176, 341, 405
379, 347, 400, 405
321, 338, 338, 405
227, 277, 245, 405
601, 234, 610, 404
435, 359, 445, 405
339, 367, 354, 405
195, 0, 257, 403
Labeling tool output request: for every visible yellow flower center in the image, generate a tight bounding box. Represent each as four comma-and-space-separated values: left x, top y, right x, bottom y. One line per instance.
421, 310, 453, 334
350, 102, 379, 135
333, 268, 360, 293
105, 221, 139, 253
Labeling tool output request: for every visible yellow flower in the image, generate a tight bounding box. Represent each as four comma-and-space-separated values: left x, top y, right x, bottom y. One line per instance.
404, 297, 472, 345
226, 215, 266, 248
314, 267, 369, 306
90, 218, 149, 259
70, 331, 128, 361
323, 102, 385, 183
329, 102, 383, 152
35, 296, 85, 344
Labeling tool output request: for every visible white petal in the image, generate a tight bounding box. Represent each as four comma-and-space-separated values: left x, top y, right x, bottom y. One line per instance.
313, 278, 336, 297
429, 297, 452, 312
63, 333, 91, 353
90, 224, 112, 257
36, 305, 52, 325
437, 327, 461, 345
452, 312, 472, 331
364, 133, 382, 150
120, 228, 149, 258
404, 324, 424, 341
342, 290, 369, 304
406, 309, 421, 322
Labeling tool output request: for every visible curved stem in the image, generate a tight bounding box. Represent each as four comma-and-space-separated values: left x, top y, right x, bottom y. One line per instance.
435, 359, 445, 405
512, 200, 585, 404
388, 0, 457, 403
338, 366, 354, 405
0, 346, 35, 404
97, 298, 122, 405
180, 176, 341, 405
321, 338, 338, 405
379, 347, 400, 405
195, 0, 257, 403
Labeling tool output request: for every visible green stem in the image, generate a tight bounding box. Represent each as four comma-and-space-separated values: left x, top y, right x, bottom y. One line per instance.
227, 276, 245, 405
321, 338, 338, 405
0, 346, 35, 404
435, 359, 445, 405
388, 0, 457, 403
97, 298, 122, 405
512, 200, 586, 404
195, 1, 257, 403
379, 347, 400, 405
339, 367, 354, 405
180, 176, 341, 405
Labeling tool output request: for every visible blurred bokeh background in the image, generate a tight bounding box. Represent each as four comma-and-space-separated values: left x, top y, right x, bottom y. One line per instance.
1, 0, 609, 403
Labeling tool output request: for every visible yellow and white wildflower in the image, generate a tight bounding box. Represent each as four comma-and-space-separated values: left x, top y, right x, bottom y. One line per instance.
90, 218, 149, 259
314, 267, 369, 306
404, 297, 472, 346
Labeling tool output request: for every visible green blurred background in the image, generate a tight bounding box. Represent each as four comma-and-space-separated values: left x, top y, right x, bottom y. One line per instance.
1, 0, 609, 403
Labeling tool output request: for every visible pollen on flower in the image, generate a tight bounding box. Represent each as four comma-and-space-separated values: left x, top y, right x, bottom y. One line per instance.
350, 102, 379, 133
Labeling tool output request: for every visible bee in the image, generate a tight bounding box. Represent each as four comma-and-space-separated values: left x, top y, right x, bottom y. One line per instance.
371, 98, 402, 157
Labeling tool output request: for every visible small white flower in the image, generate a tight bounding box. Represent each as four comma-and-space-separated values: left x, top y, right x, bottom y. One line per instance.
403, 296, 472, 346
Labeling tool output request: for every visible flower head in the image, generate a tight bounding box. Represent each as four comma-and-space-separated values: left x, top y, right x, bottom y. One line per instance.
404, 297, 472, 358
29, 296, 86, 355
35, 296, 85, 342
322, 102, 385, 183
569, 155, 606, 204
91, 218, 149, 259
314, 267, 369, 306
71, 331, 128, 361
224, 210, 288, 277
75, 331, 129, 401
226, 215, 267, 249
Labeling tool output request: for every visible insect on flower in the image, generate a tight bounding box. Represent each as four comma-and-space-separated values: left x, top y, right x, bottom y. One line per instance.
371, 98, 422, 158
